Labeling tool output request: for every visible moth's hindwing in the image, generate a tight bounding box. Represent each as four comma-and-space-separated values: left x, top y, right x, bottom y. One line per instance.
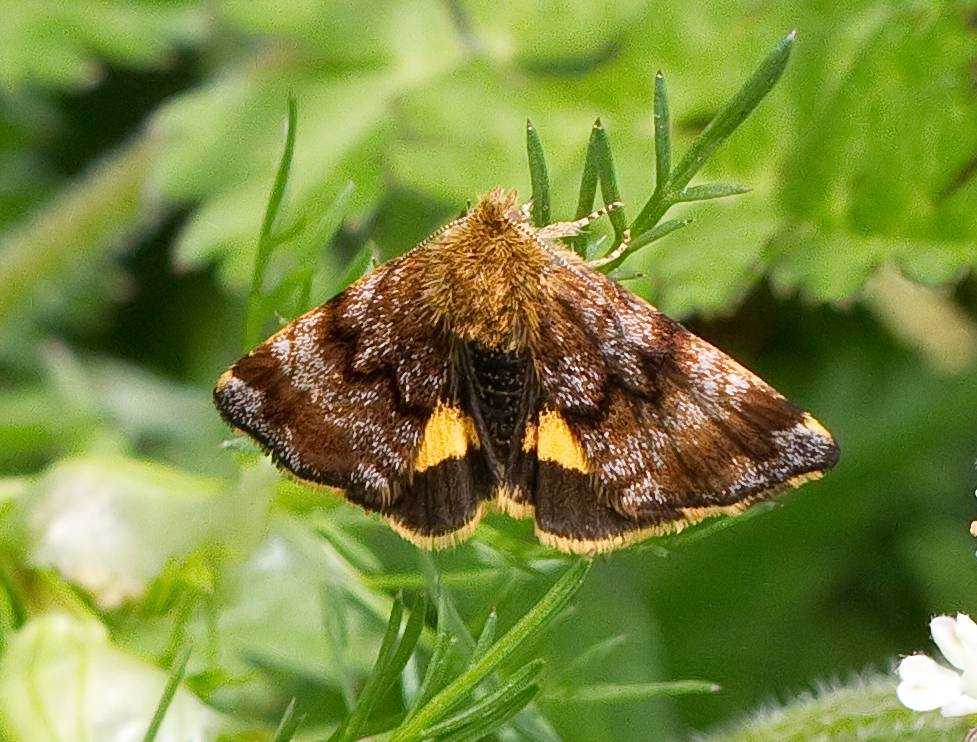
519, 256, 840, 555
213, 256, 493, 547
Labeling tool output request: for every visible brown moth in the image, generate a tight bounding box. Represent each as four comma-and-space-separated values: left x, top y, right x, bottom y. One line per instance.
214, 188, 839, 555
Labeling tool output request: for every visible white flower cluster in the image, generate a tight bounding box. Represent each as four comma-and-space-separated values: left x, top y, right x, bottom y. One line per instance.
0, 614, 224, 741
898, 613, 977, 717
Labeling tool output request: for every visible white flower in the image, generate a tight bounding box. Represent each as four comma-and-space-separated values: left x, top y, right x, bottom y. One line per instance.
0, 613, 226, 741
26, 456, 225, 608
897, 613, 977, 717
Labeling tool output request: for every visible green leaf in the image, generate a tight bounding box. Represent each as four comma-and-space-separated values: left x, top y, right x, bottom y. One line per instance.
390, 559, 592, 742
593, 123, 629, 245
404, 594, 456, 720
526, 120, 551, 227
557, 635, 627, 681
0, 1, 206, 90
331, 593, 427, 742
666, 30, 795, 198
416, 557, 559, 741
628, 217, 692, 254
602, 32, 793, 274
707, 675, 973, 741
571, 121, 604, 257
472, 609, 498, 662
321, 588, 358, 711
575, 121, 603, 220
547, 679, 720, 703
666, 501, 779, 548
245, 92, 299, 349
418, 659, 545, 739
0, 138, 158, 323
653, 70, 671, 191
270, 698, 302, 742
573, 119, 628, 255
441, 686, 542, 742
142, 645, 192, 742
676, 183, 751, 202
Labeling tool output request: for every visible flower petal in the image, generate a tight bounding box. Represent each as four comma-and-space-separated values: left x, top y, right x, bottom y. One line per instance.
897, 654, 962, 711
0, 613, 226, 741
931, 615, 973, 671
955, 614, 977, 660
941, 693, 977, 717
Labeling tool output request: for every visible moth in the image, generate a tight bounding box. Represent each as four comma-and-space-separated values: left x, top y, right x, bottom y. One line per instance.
214, 188, 838, 555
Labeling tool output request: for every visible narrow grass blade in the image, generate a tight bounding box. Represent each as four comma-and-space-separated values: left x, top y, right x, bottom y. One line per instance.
558, 635, 627, 681
271, 698, 302, 742
669, 31, 795, 194
653, 70, 671, 192
0, 560, 26, 633
339, 242, 375, 290
591, 120, 628, 244
574, 119, 627, 254
418, 555, 558, 740
601, 218, 691, 272
526, 120, 551, 227
330, 595, 406, 742
571, 121, 603, 256
547, 680, 720, 703
419, 552, 476, 654
575, 121, 602, 219
361, 568, 501, 592
245, 92, 298, 349
418, 659, 545, 739
142, 645, 191, 742
405, 595, 456, 720
667, 501, 778, 547
387, 593, 428, 685
677, 183, 751, 202
632, 32, 793, 239
606, 268, 643, 281
473, 609, 497, 661
390, 559, 592, 742
321, 588, 357, 710
631, 217, 691, 249
442, 685, 542, 742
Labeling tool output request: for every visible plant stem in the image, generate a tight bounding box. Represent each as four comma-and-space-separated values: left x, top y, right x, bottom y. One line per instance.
390, 559, 592, 742
244, 92, 298, 349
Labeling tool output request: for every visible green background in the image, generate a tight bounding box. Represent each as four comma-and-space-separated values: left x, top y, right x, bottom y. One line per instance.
2, 0, 977, 739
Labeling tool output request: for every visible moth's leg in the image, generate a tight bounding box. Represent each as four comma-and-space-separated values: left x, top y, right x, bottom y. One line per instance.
586, 228, 631, 268
535, 201, 623, 239
519, 199, 533, 220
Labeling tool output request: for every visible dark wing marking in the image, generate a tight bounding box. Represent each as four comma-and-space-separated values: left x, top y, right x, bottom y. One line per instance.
528, 254, 839, 554
214, 255, 491, 547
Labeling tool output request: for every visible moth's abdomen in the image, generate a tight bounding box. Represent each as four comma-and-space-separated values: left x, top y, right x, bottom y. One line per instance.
468, 343, 530, 465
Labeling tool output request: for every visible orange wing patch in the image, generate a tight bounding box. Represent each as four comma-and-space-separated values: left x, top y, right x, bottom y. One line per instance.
536, 410, 590, 473
413, 402, 480, 472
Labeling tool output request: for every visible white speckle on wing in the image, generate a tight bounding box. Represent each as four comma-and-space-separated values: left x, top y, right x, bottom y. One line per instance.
724, 373, 750, 396
221, 375, 265, 426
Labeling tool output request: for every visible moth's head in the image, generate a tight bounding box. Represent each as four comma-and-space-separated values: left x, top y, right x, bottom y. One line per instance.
465, 187, 527, 233
419, 186, 549, 350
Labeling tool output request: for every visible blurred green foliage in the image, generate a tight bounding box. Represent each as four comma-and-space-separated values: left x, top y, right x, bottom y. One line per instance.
1, 0, 977, 740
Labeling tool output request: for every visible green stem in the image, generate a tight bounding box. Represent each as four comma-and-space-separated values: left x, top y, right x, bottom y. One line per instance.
142, 645, 191, 742
390, 559, 592, 742
609, 31, 795, 273
270, 698, 301, 742
244, 92, 299, 349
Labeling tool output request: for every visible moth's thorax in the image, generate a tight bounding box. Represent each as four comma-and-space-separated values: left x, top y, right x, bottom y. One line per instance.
418, 188, 550, 351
